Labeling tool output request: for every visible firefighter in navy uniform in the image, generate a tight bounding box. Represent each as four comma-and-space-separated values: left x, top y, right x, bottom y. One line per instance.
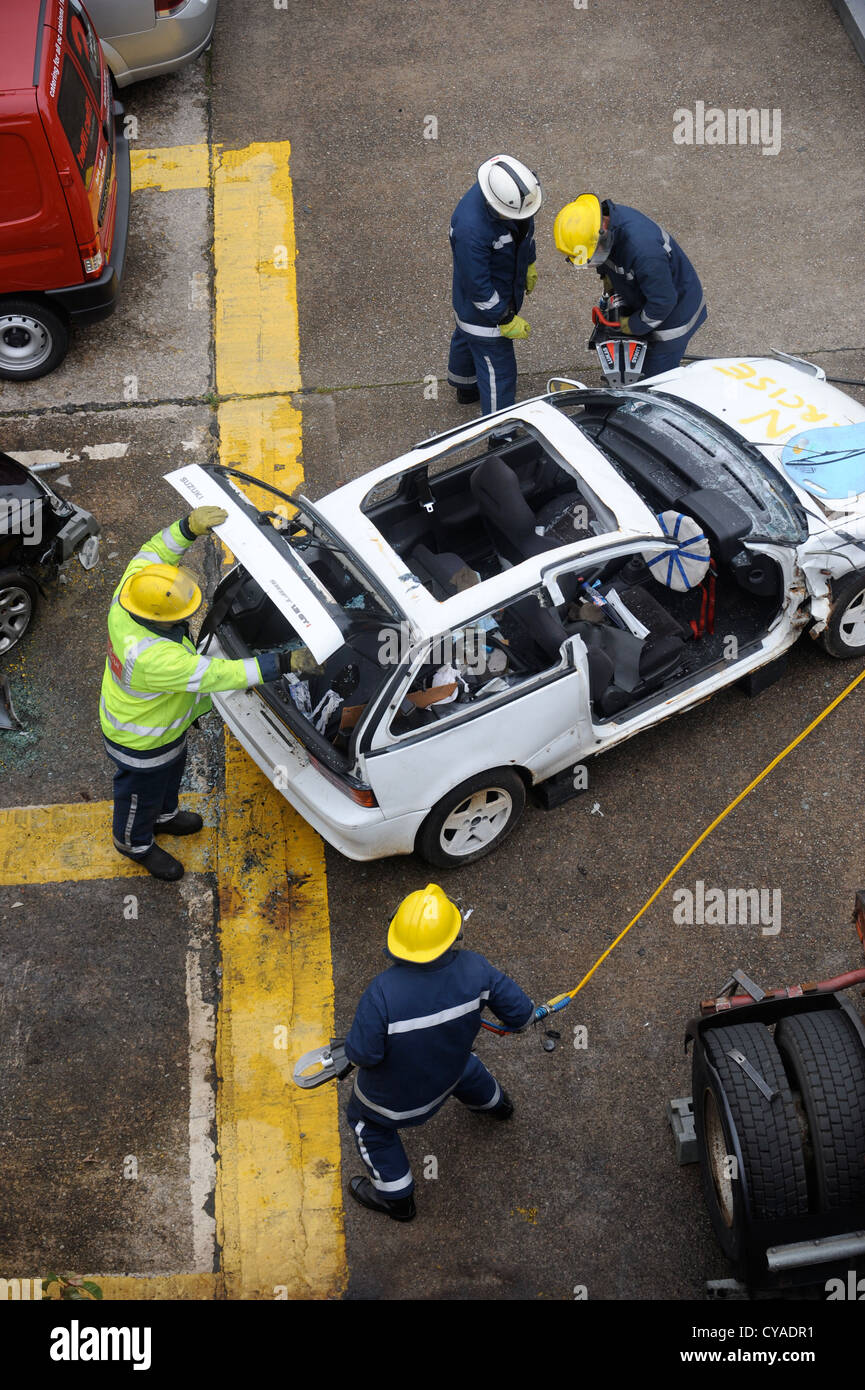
554, 194, 707, 378
344, 884, 534, 1221
447, 155, 542, 415
100, 506, 292, 882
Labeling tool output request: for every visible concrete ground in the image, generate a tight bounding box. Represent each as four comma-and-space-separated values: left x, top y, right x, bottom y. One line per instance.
1, 0, 864, 1302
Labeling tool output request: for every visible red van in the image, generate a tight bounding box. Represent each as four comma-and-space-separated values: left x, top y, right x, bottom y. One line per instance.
0, 0, 130, 380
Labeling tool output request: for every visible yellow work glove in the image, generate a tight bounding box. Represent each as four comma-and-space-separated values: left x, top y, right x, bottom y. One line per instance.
188, 505, 228, 536
525, 262, 538, 294
601, 275, 613, 294
619, 314, 633, 334
499, 314, 531, 340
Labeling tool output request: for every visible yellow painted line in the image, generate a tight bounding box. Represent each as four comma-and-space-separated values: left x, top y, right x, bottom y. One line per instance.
214, 739, 344, 1299
130, 144, 211, 193
0, 793, 216, 887
213, 142, 301, 397
49, 1274, 220, 1301
212, 141, 345, 1296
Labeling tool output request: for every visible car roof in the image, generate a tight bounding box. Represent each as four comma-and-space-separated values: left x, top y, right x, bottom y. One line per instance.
310, 397, 665, 639
0, 0, 46, 90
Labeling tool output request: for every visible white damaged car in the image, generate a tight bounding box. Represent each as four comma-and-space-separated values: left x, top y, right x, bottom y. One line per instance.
167, 353, 865, 866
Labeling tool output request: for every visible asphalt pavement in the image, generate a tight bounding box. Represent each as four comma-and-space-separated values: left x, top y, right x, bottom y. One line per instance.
1, 0, 864, 1303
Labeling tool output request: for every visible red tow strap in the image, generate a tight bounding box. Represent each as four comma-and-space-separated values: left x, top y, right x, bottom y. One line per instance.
689, 569, 717, 639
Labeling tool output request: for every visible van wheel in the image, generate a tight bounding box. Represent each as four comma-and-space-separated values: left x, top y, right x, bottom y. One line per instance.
416, 769, 526, 867
0, 571, 38, 654
0, 301, 70, 380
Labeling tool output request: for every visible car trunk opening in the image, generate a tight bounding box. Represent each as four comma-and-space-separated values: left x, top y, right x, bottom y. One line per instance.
166, 463, 406, 793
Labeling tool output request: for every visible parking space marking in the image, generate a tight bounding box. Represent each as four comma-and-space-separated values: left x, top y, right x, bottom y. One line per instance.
5, 139, 345, 1301
130, 144, 211, 194
213, 142, 301, 397
0, 795, 216, 887
214, 739, 344, 1298
212, 140, 345, 1297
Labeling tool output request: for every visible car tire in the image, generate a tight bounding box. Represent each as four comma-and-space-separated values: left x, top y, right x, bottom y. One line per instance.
819, 570, 865, 658
775, 1009, 865, 1212
693, 1021, 809, 1263
415, 768, 527, 868
0, 300, 70, 381
0, 570, 39, 654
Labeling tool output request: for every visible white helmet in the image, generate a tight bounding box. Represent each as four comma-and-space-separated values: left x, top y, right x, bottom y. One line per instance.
477, 155, 542, 220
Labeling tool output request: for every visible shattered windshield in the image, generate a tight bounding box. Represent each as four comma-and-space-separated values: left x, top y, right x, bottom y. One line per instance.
613, 395, 808, 543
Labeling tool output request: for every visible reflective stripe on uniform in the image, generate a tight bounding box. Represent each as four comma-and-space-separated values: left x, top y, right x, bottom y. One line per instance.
353, 1076, 458, 1122
491, 232, 513, 250
473, 290, 500, 312
463, 1079, 501, 1111
104, 736, 187, 769
387, 991, 490, 1035
483, 355, 498, 414
100, 696, 195, 741
651, 292, 706, 341
160, 525, 188, 556
454, 314, 501, 339
243, 657, 260, 685
447, 371, 477, 385
184, 656, 213, 692
123, 636, 162, 690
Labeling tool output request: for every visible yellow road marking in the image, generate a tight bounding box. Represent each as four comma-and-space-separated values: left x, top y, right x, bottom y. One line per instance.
212, 140, 345, 1298
2, 140, 345, 1300
0, 794, 216, 886
49, 1274, 221, 1301
130, 144, 211, 193
213, 143, 301, 397
214, 740, 344, 1298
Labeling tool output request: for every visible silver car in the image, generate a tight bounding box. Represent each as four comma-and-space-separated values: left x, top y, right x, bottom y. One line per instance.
85, 0, 217, 87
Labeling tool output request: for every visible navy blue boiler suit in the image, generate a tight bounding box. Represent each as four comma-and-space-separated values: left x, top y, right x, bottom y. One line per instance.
447, 183, 536, 415
598, 199, 706, 377
345, 948, 534, 1198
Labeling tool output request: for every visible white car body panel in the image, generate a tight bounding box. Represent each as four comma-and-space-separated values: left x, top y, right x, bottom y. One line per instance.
183, 365, 865, 862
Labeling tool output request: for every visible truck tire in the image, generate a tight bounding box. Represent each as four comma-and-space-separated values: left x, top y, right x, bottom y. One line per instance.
775, 1009, 865, 1212
819, 569, 865, 658
0, 300, 70, 381
694, 1020, 809, 1262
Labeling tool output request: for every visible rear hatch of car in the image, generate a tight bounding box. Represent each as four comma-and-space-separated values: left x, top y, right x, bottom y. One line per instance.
166, 464, 407, 795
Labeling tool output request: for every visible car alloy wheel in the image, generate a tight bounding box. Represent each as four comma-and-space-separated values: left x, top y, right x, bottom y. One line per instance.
0, 580, 35, 653
837, 586, 865, 649
439, 786, 514, 857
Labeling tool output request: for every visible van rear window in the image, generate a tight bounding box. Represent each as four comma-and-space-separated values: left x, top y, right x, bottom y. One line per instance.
57, 57, 99, 188
67, 0, 103, 103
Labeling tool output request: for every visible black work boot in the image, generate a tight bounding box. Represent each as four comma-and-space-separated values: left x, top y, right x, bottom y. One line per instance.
488, 1089, 514, 1120
454, 385, 480, 405
117, 843, 184, 882
349, 1176, 416, 1222
155, 810, 204, 837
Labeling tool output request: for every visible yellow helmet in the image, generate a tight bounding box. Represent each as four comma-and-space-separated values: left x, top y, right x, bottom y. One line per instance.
387, 884, 462, 963
553, 194, 602, 265
120, 564, 202, 622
